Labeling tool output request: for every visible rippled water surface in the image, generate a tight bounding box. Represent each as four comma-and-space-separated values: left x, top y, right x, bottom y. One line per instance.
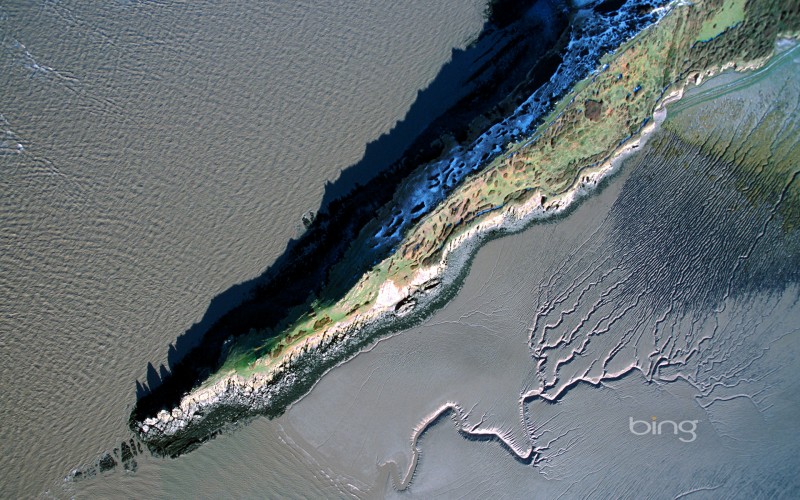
0, 1, 485, 496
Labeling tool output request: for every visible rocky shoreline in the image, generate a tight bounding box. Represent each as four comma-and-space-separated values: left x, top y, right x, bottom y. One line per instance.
130, 0, 627, 432
135, 73, 681, 454
129, 0, 670, 456
132, 0, 800, 458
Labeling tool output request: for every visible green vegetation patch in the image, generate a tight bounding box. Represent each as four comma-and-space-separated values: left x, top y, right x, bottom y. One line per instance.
665, 43, 800, 230
697, 0, 747, 42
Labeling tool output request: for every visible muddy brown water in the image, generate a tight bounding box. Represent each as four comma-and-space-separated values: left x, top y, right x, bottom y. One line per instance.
0, 1, 484, 496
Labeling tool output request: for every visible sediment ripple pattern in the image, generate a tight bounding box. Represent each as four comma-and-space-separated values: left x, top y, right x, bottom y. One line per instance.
529, 131, 799, 405
386, 93, 800, 493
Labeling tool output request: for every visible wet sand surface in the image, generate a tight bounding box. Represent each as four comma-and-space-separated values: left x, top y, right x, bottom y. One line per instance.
0, 1, 485, 496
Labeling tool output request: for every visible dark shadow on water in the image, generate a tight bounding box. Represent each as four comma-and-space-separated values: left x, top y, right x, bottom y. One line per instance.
132, 0, 580, 423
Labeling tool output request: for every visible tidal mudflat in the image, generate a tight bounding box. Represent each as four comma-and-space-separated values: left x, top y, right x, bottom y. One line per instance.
315, 49, 799, 496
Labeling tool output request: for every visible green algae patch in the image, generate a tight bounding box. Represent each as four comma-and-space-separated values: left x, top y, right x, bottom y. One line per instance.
665, 42, 800, 231
697, 0, 747, 42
